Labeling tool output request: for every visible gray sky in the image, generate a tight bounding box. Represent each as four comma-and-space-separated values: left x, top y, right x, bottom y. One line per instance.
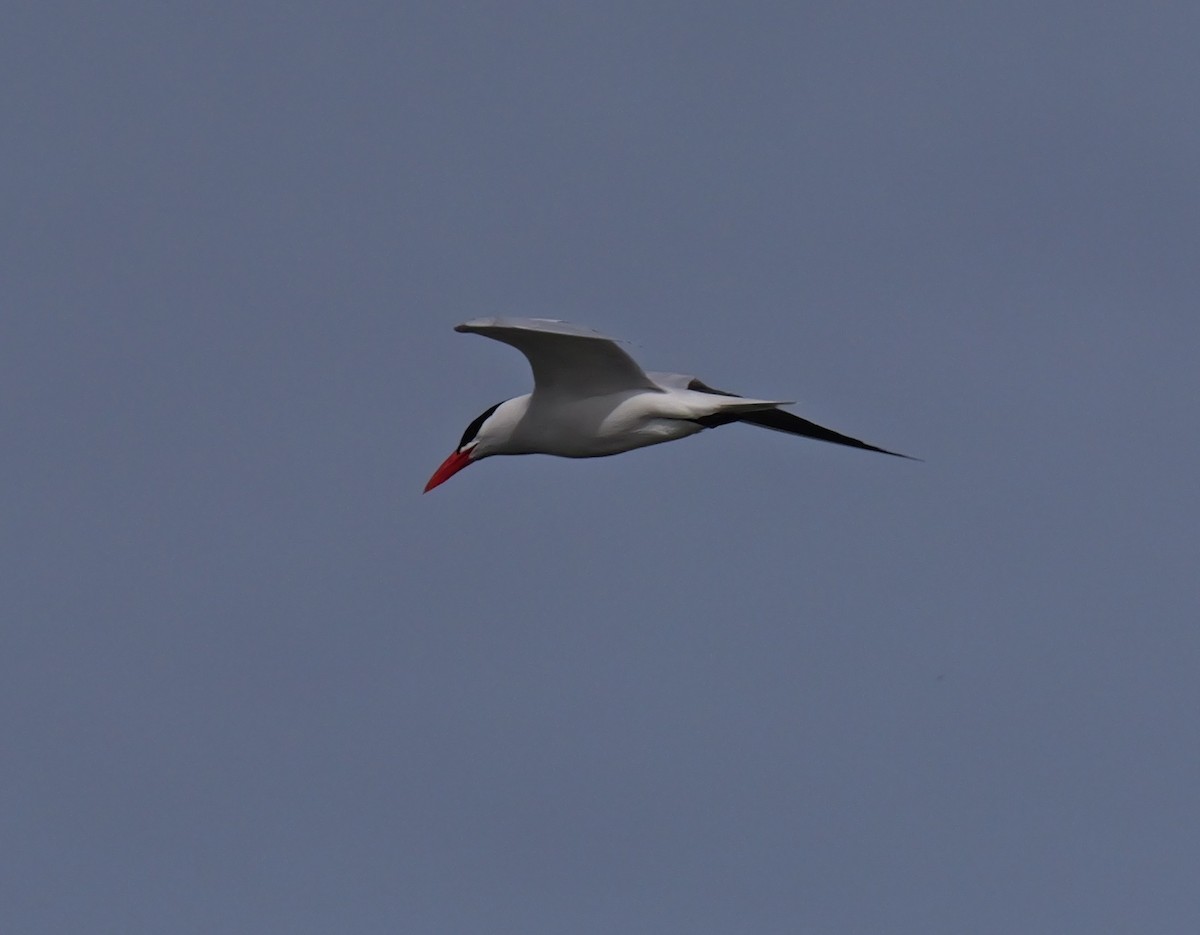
4, 2, 1199, 933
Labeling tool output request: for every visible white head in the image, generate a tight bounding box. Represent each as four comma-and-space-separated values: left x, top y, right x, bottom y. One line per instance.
423, 397, 524, 492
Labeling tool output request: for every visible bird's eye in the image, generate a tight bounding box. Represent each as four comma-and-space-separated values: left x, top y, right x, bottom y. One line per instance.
457, 400, 504, 450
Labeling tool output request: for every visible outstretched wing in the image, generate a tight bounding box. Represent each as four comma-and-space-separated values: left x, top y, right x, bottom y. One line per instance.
649, 371, 916, 460
734, 408, 917, 459
455, 318, 660, 398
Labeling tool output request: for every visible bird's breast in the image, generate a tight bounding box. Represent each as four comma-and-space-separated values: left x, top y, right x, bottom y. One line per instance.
515, 392, 702, 458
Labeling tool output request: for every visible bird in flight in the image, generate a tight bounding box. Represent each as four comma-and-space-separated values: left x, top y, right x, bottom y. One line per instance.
425, 318, 915, 492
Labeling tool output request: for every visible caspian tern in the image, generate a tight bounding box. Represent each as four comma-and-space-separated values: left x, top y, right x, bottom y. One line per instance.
425, 318, 914, 492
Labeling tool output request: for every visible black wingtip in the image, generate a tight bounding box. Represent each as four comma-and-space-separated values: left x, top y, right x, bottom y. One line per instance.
843, 443, 922, 461
879, 448, 923, 462
733, 408, 920, 461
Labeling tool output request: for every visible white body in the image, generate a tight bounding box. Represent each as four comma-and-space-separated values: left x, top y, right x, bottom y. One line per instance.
424, 317, 910, 491
478, 389, 750, 458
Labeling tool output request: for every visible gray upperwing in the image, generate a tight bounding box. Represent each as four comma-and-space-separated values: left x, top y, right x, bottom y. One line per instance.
647, 372, 742, 396
457, 318, 659, 397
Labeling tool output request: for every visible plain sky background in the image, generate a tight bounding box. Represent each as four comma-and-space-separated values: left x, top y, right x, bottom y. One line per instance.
4, 2, 1199, 933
